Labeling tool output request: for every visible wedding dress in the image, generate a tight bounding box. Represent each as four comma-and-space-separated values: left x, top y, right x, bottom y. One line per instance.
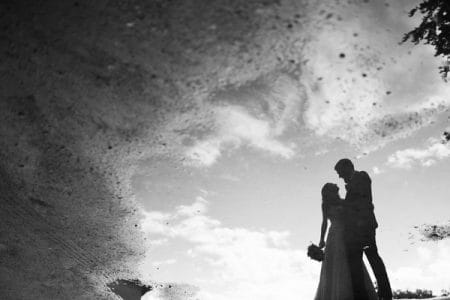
314, 205, 378, 300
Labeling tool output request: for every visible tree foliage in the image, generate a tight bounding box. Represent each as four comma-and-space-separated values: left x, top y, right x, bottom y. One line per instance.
393, 288, 434, 299
403, 0, 450, 80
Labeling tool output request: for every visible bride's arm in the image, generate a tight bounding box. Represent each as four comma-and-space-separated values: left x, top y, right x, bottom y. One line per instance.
319, 204, 328, 248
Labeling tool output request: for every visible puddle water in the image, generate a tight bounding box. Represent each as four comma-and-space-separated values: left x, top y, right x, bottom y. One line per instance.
108, 279, 152, 300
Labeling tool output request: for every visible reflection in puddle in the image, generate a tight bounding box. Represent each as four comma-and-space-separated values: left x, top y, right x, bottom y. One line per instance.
108, 279, 152, 300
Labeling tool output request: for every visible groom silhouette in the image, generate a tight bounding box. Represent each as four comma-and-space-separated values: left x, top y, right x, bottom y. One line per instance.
334, 159, 392, 300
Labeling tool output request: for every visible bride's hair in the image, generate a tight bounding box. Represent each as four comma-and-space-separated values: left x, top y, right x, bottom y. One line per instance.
321, 183, 339, 206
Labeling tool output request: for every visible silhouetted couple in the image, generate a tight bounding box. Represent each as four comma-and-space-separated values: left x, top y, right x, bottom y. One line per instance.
314, 159, 392, 300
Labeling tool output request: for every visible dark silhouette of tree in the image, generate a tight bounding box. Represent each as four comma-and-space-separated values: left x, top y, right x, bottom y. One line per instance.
393, 288, 434, 299
402, 0, 450, 80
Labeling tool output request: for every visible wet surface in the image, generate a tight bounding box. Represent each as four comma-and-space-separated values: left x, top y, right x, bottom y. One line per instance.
0, 0, 320, 297
2, 0, 449, 298
108, 279, 152, 300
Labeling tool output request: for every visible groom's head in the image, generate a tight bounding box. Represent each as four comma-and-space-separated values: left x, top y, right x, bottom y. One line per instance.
334, 158, 355, 183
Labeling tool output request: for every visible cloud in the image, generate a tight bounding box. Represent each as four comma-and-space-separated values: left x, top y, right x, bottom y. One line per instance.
186, 139, 223, 167
140, 197, 321, 300
152, 259, 177, 267
304, 75, 449, 152
176, 196, 208, 216
150, 238, 169, 246
140, 201, 450, 300
390, 239, 450, 295
372, 166, 383, 175
387, 140, 450, 169
181, 74, 306, 167
302, 30, 386, 139
365, 99, 449, 143
301, 2, 450, 152
186, 104, 296, 166
151, 0, 450, 166
218, 173, 240, 182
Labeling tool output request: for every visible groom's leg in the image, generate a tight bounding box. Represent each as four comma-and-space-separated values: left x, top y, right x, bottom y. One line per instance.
363, 230, 392, 300
346, 233, 368, 300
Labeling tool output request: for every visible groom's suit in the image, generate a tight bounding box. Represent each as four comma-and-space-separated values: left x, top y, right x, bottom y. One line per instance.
344, 171, 392, 300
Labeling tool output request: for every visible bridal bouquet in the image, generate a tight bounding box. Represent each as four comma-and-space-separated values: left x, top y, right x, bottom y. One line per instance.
307, 244, 324, 262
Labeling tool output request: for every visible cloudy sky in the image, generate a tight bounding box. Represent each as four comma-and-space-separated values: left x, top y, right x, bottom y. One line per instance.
134, 1, 450, 299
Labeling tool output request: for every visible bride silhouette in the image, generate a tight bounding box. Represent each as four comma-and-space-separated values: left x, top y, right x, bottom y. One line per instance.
314, 183, 377, 300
